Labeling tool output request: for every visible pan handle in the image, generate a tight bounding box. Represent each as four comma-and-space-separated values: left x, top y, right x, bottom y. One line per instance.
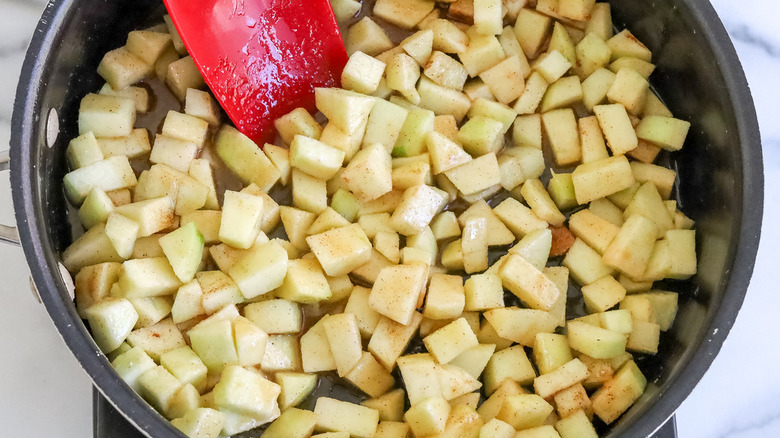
0, 150, 20, 246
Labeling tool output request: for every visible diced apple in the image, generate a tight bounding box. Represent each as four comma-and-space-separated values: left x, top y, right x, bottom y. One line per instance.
322, 313, 363, 376
420, 273, 463, 319
345, 17, 394, 56
593, 103, 638, 156
635, 115, 691, 151
480, 418, 515, 438
276, 258, 331, 304
306, 223, 372, 277
116, 257, 182, 299
405, 397, 450, 436
341, 144, 393, 203
444, 153, 501, 197
369, 263, 428, 325
533, 358, 589, 398
514, 9, 553, 58
67, 131, 104, 171
166, 56, 205, 101
473, 0, 502, 35
368, 312, 424, 370
332, 189, 362, 222
291, 170, 326, 215
402, 29, 434, 66
264, 408, 317, 438
158, 222, 204, 282
86, 297, 139, 353
499, 254, 560, 311
493, 197, 548, 238
397, 353, 444, 404
227, 240, 288, 300
215, 125, 280, 191
606, 68, 649, 115
424, 318, 479, 364
260, 334, 299, 372
484, 307, 558, 346
567, 321, 626, 359
98, 128, 151, 160
601, 214, 658, 279
576, 33, 612, 78
581, 275, 626, 313
533, 333, 573, 376
362, 389, 406, 423
307, 208, 350, 236
64, 156, 138, 205
171, 408, 225, 438
496, 394, 554, 430
386, 52, 422, 104
161, 110, 209, 147
300, 317, 337, 373
169, 280, 204, 324
478, 379, 526, 421
213, 365, 280, 421
374, 421, 410, 438
508, 228, 552, 271
342, 51, 387, 94
563, 238, 616, 285
126, 318, 186, 361
111, 346, 157, 392
104, 212, 139, 259
373, 0, 435, 29
345, 351, 397, 398
274, 372, 317, 411
541, 75, 583, 113
591, 360, 646, 424
97, 47, 150, 91
554, 409, 598, 438
571, 155, 635, 204
568, 209, 620, 254
184, 88, 221, 127
431, 19, 469, 53
458, 116, 504, 157
363, 100, 410, 153
424, 51, 468, 90
460, 36, 506, 77
607, 30, 651, 62
393, 108, 435, 157
389, 185, 447, 235
417, 76, 472, 123
290, 135, 346, 180
314, 397, 379, 438
160, 346, 208, 393
63, 223, 126, 272
480, 56, 526, 104
99, 83, 149, 114
137, 365, 182, 415
426, 132, 471, 176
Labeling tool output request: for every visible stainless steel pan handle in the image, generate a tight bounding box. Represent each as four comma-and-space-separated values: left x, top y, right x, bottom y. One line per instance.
0, 150, 20, 246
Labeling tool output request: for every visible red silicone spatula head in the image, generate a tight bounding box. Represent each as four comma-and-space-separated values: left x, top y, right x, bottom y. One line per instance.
163, 0, 348, 144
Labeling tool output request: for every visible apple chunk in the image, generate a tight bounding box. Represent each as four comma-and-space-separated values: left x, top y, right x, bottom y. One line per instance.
307, 223, 373, 276
342, 143, 393, 202
369, 264, 428, 325
86, 297, 139, 353
423, 317, 479, 364
499, 254, 560, 311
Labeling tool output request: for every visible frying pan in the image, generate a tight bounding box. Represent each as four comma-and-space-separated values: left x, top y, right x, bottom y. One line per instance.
6, 0, 763, 437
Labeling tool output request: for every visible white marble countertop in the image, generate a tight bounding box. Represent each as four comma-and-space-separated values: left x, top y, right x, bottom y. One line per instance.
0, 0, 776, 436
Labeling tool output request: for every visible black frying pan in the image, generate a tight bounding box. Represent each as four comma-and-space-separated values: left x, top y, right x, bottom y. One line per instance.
8, 0, 763, 437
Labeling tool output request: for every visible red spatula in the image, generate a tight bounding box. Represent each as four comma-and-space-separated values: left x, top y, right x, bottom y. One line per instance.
163, 0, 349, 144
